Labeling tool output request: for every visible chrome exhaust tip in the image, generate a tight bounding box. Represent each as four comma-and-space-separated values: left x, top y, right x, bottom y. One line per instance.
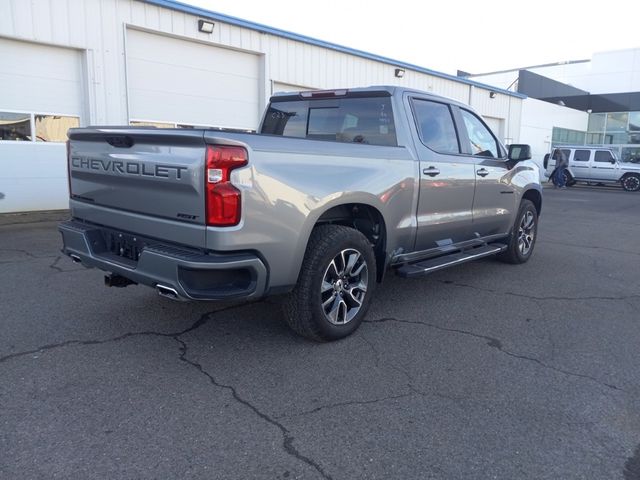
69, 253, 82, 264
156, 284, 180, 301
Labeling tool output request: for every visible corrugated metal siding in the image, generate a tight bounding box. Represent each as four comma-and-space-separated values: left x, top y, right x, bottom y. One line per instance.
0, 0, 521, 130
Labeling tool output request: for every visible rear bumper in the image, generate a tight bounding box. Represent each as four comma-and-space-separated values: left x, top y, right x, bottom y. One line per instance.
58, 220, 268, 301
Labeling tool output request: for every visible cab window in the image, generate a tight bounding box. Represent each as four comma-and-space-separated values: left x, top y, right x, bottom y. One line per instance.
594, 150, 614, 163
460, 109, 499, 158
411, 99, 460, 154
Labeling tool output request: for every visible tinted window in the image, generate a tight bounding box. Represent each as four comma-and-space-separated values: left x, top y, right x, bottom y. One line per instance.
595, 150, 614, 163
573, 149, 591, 162
411, 99, 459, 154
0, 112, 31, 141
460, 109, 498, 157
261, 96, 396, 146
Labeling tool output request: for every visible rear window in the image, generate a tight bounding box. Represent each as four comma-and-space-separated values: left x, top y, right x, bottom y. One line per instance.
261, 96, 397, 146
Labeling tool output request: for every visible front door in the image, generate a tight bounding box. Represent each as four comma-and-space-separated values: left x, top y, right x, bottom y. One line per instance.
458, 108, 515, 237
591, 150, 619, 181
410, 97, 476, 251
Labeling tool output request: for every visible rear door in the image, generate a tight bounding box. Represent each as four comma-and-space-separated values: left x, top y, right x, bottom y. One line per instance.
570, 149, 591, 180
408, 96, 476, 251
457, 108, 515, 238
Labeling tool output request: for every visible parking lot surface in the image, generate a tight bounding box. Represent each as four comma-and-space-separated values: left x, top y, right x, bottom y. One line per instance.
1, 186, 639, 480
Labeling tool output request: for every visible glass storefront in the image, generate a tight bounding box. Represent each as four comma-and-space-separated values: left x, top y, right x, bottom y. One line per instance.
553, 111, 640, 163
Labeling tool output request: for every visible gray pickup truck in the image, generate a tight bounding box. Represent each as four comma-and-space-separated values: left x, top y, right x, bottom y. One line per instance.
60, 86, 541, 341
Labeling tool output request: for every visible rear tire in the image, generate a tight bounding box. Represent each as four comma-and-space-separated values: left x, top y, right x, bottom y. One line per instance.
621, 174, 640, 192
283, 225, 376, 341
498, 199, 538, 264
563, 170, 576, 187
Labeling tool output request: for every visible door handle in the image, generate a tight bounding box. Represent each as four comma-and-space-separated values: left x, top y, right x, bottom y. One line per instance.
423, 166, 440, 177
476, 168, 489, 177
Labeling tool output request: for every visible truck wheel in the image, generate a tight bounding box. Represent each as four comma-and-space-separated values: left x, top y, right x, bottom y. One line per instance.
497, 199, 538, 264
621, 174, 640, 192
563, 170, 576, 186
283, 225, 376, 341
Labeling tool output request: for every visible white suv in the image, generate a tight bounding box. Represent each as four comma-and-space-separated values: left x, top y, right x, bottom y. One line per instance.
544, 147, 640, 192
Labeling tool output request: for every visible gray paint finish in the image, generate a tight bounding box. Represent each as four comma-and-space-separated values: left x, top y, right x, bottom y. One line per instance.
62, 86, 542, 298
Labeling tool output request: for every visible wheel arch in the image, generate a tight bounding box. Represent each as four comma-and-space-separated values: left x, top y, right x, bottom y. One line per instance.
301, 201, 388, 283
522, 187, 542, 216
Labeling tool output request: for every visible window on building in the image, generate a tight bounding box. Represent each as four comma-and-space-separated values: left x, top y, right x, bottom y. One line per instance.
552, 127, 586, 145
0, 112, 32, 141
586, 133, 603, 144
621, 147, 640, 163
411, 99, 460, 154
604, 132, 629, 144
261, 96, 397, 146
573, 149, 591, 162
605, 112, 628, 132
587, 113, 606, 132
35, 115, 79, 142
594, 150, 615, 163
628, 112, 640, 132
460, 109, 498, 157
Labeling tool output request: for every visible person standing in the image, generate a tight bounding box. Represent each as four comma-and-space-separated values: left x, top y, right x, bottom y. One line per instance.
552, 149, 569, 188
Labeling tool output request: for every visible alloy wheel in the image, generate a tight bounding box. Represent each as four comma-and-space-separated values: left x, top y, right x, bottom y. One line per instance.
517, 211, 536, 256
321, 248, 369, 325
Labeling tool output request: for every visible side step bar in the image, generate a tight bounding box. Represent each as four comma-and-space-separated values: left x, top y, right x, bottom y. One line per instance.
395, 243, 507, 278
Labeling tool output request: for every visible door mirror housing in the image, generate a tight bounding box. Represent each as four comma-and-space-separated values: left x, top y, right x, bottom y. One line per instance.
508, 144, 532, 162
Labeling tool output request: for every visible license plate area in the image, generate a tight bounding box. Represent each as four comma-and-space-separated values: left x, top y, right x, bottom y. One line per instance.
103, 230, 146, 262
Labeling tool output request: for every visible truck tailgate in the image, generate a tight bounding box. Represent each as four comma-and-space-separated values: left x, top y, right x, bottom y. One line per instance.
68, 128, 207, 247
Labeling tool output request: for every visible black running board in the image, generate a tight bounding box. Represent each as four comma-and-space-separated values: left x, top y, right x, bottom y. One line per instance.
395, 243, 507, 278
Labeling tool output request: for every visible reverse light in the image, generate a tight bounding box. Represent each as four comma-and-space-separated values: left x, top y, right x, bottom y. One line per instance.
205, 145, 248, 226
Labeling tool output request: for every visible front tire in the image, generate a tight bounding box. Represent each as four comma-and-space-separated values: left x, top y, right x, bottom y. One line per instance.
283, 225, 376, 341
498, 199, 538, 264
621, 174, 640, 192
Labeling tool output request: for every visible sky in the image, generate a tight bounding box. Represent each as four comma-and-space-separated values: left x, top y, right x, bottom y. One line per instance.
181, 0, 640, 75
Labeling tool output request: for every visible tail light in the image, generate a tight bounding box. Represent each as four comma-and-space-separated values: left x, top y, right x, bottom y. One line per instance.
66, 140, 72, 196
205, 145, 248, 226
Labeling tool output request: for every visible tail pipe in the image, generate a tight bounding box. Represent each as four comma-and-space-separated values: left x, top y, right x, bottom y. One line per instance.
156, 284, 181, 301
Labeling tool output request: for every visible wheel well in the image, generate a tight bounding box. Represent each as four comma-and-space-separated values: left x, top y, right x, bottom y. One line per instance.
316, 204, 387, 282
522, 189, 542, 216
622, 172, 640, 179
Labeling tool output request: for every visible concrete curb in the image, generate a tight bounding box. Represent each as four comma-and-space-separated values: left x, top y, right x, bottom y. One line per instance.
0, 210, 70, 226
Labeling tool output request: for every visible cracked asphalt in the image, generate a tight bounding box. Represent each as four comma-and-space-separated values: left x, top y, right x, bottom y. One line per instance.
1, 186, 640, 480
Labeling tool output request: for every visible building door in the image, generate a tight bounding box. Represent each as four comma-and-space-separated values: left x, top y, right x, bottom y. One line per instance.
0, 38, 83, 213
126, 29, 261, 130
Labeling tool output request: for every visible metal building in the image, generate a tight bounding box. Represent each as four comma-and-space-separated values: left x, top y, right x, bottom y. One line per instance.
0, 0, 525, 213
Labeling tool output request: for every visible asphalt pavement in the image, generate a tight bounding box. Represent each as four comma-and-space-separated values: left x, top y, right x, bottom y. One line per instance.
1, 186, 639, 479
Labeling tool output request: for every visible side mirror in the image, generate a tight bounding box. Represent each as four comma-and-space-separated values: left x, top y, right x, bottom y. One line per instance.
508, 144, 532, 162
610, 159, 616, 164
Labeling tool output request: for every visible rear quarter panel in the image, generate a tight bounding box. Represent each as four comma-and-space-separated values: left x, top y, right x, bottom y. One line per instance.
203, 132, 418, 289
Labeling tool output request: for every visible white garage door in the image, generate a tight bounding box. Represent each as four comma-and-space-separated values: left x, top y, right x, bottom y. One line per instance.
0, 38, 83, 213
126, 29, 261, 130
484, 116, 505, 142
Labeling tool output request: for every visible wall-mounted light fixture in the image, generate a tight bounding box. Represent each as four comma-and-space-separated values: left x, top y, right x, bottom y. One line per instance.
489, 91, 497, 98
198, 19, 215, 34
395, 68, 405, 78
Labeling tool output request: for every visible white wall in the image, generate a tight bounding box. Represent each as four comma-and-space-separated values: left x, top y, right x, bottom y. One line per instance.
474, 48, 640, 95
0, 0, 524, 212
520, 98, 588, 178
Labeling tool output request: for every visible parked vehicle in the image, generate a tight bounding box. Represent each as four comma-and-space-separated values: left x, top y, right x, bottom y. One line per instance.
544, 146, 640, 192
59, 86, 541, 341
